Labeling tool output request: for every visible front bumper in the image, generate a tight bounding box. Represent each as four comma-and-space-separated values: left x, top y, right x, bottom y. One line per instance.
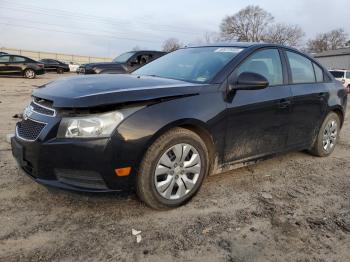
11, 135, 134, 192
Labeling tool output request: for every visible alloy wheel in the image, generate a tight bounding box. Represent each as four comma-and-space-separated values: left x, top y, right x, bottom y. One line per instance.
322, 120, 338, 153
25, 69, 35, 79
154, 143, 201, 200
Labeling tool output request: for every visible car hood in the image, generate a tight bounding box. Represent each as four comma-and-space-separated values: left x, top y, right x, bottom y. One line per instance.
33, 74, 206, 108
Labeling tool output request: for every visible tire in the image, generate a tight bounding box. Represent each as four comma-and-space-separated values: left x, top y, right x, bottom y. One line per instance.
137, 127, 209, 210
310, 112, 340, 157
24, 69, 36, 79
57, 68, 64, 74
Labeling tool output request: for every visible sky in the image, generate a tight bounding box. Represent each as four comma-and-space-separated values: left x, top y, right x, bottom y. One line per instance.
0, 0, 349, 58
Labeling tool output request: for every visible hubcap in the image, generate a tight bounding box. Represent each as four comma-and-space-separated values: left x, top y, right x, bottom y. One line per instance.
154, 143, 201, 200
322, 120, 338, 153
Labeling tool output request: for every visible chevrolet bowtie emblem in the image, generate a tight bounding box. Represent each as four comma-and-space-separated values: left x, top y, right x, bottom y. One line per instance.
23, 105, 34, 120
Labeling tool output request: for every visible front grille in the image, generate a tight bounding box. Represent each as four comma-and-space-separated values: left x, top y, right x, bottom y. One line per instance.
32, 98, 55, 116
16, 118, 46, 141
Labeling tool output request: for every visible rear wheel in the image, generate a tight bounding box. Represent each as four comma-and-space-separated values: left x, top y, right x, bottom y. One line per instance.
24, 69, 36, 79
57, 68, 64, 74
137, 128, 209, 210
310, 112, 340, 157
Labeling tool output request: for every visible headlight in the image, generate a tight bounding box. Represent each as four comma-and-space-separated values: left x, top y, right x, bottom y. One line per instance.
57, 107, 141, 138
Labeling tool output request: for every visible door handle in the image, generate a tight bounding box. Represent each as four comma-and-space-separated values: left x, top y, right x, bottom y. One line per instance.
278, 99, 291, 109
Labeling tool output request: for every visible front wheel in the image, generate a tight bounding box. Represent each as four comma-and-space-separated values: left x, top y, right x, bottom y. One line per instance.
24, 69, 36, 79
310, 112, 340, 157
137, 128, 209, 210
57, 68, 64, 74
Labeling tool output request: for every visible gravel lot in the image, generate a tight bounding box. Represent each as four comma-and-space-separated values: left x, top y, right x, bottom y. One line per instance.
0, 73, 349, 262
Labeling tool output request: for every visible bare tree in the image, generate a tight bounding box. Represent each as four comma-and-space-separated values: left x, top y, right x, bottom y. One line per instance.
162, 38, 183, 52
264, 23, 304, 47
307, 28, 348, 53
220, 5, 273, 42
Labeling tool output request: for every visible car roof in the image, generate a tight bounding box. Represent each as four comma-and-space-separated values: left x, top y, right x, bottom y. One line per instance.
186, 42, 302, 51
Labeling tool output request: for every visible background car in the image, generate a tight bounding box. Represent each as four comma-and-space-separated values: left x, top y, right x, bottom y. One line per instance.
66, 61, 80, 72
76, 50, 166, 74
0, 54, 45, 79
0, 52, 8, 55
39, 59, 70, 74
329, 69, 350, 93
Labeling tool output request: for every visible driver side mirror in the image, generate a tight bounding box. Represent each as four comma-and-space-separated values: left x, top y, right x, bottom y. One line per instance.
229, 72, 269, 92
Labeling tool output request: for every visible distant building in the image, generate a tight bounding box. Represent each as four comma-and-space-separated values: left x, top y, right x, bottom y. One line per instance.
314, 47, 350, 70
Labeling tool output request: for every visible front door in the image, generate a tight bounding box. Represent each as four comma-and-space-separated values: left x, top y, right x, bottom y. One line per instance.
0, 55, 11, 74
223, 48, 292, 164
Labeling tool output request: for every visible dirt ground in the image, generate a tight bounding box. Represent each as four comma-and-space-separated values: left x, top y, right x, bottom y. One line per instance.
0, 73, 349, 262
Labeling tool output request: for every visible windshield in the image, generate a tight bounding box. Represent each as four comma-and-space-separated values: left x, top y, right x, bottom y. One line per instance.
132, 47, 244, 83
330, 71, 345, 78
113, 52, 136, 63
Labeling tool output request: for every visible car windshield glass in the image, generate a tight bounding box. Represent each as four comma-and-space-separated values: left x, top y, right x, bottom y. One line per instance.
132, 47, 244, 83
113, 52, 136, 63
330, 71, 345, 78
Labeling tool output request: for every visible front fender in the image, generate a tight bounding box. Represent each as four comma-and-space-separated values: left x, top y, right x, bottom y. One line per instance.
111, 91, 226, 177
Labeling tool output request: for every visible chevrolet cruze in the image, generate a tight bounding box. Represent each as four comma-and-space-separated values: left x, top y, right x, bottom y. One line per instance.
11, 43, 347, 209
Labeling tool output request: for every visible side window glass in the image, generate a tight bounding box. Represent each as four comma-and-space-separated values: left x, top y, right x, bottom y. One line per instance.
13, 56, 26, 62
286, 51, 315, 84
346, 72, 350, 79
0, 56, 10, 63
236, 49, 283, 86
313, 63, 324, 82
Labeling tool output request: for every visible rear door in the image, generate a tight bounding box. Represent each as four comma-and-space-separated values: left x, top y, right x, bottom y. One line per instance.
11, 56, 27, 73
223, 48, 292, 163
284, 50, 328, 147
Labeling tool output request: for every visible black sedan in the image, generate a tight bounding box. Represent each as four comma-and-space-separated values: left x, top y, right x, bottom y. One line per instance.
76, 50, 166, 75
0, 55, 45, 79
11, 43, 347, 209
39, 59, 70, 74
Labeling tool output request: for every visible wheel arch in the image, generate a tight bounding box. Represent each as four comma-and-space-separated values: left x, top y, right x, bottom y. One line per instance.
140, 118, 217, 174
329, 106, 345, 128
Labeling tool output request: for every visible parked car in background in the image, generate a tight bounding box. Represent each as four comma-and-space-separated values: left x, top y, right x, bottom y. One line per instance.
67, 61, 80, 72
76, 50, 166, 74
39, 59, 70, 74
11, 43, 347, 209
0, 52, 8, 55
0, 54, 45, 79
329, 69, 350, 93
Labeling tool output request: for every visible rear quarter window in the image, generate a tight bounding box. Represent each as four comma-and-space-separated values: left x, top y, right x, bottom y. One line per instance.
313, 63, 324, 82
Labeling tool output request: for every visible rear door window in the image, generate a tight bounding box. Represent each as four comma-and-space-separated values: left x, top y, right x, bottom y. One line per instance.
236, 49, 283, 86
286, 51, 315, 84
313, 63, 324, 82
12, 56, 26, 62
0, 56, 10, 63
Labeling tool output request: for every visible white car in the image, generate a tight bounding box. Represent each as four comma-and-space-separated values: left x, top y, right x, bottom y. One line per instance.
67, 61, 80, 72
329, 69, 350, 93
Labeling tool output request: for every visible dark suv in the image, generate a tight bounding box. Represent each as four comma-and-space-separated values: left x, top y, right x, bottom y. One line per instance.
39, 59, 70, 74
76, 50, 166, 74
0, 55, 45, 79
11, 43, 347, 209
